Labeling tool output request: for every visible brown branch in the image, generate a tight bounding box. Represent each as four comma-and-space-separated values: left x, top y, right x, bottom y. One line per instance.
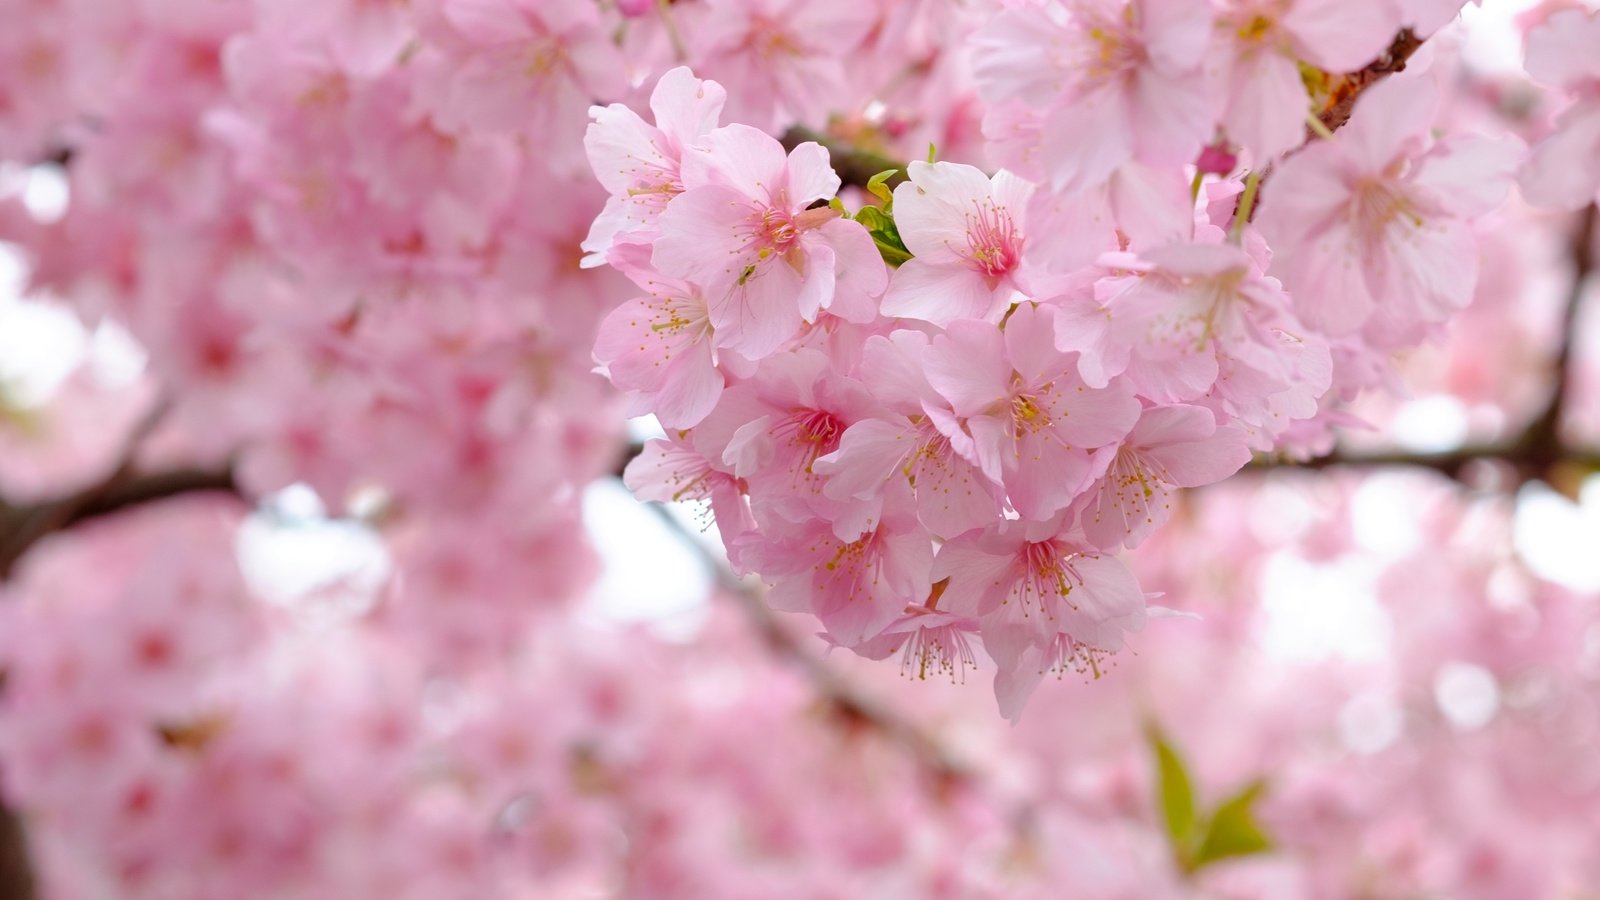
1517, 204, 1597, 466
1247, 444, 1600, 482
0, 798, 34, 900
1238, 29, 1426, 226
1315, 29, 1425, 134
781, 126, 909, 192
0, 462, 240, 579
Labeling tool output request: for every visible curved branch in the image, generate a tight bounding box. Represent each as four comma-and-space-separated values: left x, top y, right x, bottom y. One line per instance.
641, 501, 968, 786
0, 463, 240, 581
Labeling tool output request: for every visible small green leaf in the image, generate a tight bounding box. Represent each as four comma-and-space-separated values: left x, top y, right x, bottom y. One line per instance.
853, 206, 891, 232
850, 205, 912, 267
872, 237, 913, 267
1147, 724, 1197, 850
1193, 779, 1274, 869
927, 142, 938, 164
865, 169, 900, 206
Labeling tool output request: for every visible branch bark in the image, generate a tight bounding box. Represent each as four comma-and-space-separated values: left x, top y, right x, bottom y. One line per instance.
0, 463, 240, 580
0, 799, 34, 900
780, 126, 910, 192
1314, 29, 1425, 134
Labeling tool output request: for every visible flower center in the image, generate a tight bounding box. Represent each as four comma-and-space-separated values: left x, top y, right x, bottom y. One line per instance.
964, 202, 1021, 280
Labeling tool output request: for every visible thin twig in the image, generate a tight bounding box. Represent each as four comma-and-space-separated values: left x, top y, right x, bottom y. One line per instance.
641, 501, 969, 786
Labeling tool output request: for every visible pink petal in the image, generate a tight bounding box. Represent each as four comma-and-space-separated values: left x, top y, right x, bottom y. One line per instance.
881, 259, 1005, 326
924, 320, 1012, 416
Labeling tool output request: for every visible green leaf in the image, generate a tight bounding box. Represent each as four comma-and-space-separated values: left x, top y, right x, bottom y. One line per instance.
872, 237, 913, 267
927, 142, 938, 163
1147, 724, 1197, 850
853, 206, 891, 232
1193, 779, 1274, 869
851, 205, 913, 267
865, 169, 900, 206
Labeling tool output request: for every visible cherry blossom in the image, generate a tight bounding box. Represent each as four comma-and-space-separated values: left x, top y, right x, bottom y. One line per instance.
1254, 74, 1521, 338
880, 160, 1032, 325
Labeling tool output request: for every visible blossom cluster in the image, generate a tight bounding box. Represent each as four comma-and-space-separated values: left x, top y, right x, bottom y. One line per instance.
587, 5, 1525, 715
2, 0, 1599, 896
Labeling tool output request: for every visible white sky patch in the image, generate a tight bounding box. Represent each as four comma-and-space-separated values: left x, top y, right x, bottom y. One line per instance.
1350, 474, 1426, 559
1247, 480, 1320, 546
0, 277, 89, 405
626, 414, 666, 443
581, 478, 710, 640
1434, 661, 1501, 731
1513, 477, 1600, 591
86, 319, 148, 388
236, 485, 391, 620
1459, 0, 1600, 75
1339, 690, 1404, 754
1390, 395, 1470, 453
1259, 552, 1392, 664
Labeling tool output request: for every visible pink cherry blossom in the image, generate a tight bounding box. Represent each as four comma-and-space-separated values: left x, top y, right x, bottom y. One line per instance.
880, 160, 1032, 325
686, 0, 879, 131
593, 244, 724, 428
1075, 404, 1252, 550
971, 0, 1216, 192
934, 517, 1147, 719
412, 0, 626, 167
1052, 239, 1333, 448
654, 125, 883, 360
582, 66, 728, 266
739, 491, 934, 648
1518, 7, 1600, 210
1213, 0, 1400, 160
1254, 74, 1522, 337
923, 302, 1141, 519
811, 330, 1006, 540
693, 348, 885, 538
848, 606, 983, 683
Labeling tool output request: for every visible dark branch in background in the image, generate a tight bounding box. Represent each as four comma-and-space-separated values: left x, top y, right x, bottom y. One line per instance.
781, 126, 909, 192
0, 801, 34, 900
0, 465, 241, 579
0, 401, 242, 580
1252, 204, 1600, 485
643, 503, 969, 787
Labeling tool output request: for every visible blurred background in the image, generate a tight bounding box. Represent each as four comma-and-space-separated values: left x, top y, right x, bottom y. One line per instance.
2, 0, 1599, 897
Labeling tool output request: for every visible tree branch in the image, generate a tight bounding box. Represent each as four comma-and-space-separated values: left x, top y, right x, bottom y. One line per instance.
781, 126, 910, 192
1253, 204, 1600, 485
1237, 29, 1426, 226
0, 464, 241, 580
0, 798, 34, 900
642, 502, 968, 787
1315, 29, 1425, 134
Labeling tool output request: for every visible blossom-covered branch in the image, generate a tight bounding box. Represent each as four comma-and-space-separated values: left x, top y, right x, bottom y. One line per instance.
1254, 203, 1599, 484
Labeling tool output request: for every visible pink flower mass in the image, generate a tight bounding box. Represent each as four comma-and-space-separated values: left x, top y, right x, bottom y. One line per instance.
3, 0, 1600, 897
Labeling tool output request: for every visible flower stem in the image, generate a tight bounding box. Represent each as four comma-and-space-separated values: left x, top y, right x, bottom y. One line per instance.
1228, 170, 1262, 243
